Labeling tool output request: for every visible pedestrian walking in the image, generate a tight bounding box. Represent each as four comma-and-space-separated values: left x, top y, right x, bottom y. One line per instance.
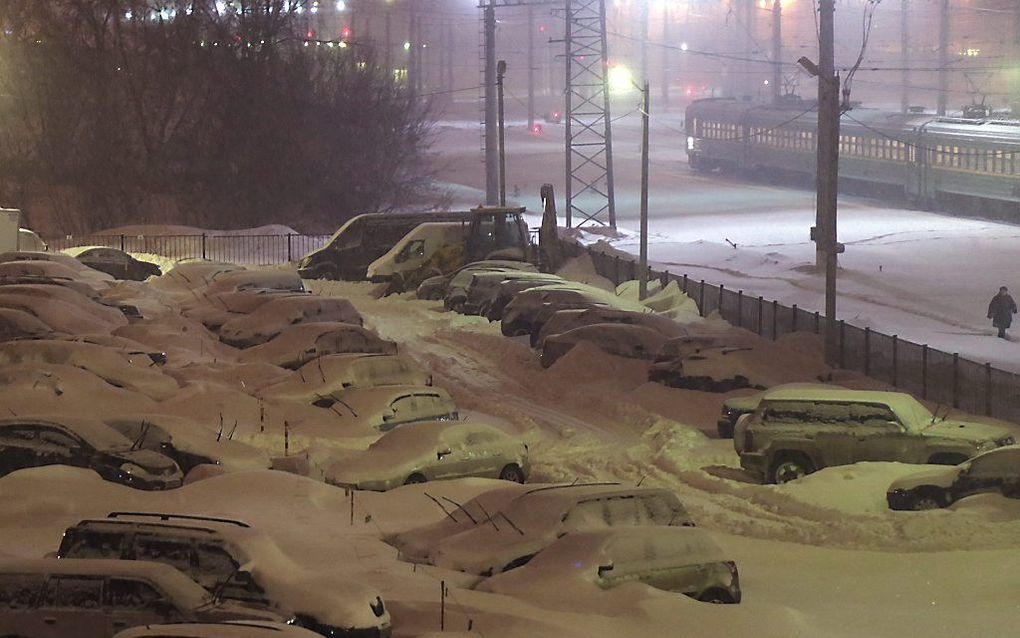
987, 286, 1017, 339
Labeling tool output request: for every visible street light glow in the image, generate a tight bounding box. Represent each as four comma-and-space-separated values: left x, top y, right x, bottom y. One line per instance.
607, 65, 635, 94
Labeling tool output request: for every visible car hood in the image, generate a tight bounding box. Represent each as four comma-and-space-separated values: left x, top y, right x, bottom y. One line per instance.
109, 448, 180, 474
888, 465, 960, 491
923, 420, 1012, 443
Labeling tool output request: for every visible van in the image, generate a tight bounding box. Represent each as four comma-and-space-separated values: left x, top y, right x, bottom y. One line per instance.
0, 558, 286, 638
365, 222, 465, 282
297, 211, 476, 281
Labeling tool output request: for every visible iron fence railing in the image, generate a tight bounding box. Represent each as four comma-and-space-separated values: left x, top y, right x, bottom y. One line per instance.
562, 238, 1020, 424
46, 233, 331, 265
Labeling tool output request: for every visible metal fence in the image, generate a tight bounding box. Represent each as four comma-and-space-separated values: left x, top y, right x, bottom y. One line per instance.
564, 239, 1020, 424
46, 233, 331, 266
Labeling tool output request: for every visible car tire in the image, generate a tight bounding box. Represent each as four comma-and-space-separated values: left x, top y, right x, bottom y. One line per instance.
404, 473, 427, 485
912, 488, 950, 511
498, 464, 526, 484
697, 588, 735, 604
769, 453, 815, 484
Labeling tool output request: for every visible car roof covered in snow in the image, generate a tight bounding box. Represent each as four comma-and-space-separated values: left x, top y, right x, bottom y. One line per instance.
367, 419, 510, 455
112, 622, 323, 638
758, 387, 933, 423
500, 483, 676, 520
333, 384, 453, 414
523, 525, 728, 570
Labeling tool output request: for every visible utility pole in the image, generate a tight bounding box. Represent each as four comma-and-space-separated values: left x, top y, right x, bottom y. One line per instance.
746, 0, 756, 99
527, 5, 535, 130
446, 21, 454, 94
483, 2, 499, 204
937, 0, 949, 115
772, 0, 782, 103
661, 2, 669, 106
638, 80, 650, 301
803, 0, 841, 366
901, 0, 910, 112
384, 9, 392, 76
497, 60, 508, 206
640, 0, 648, 90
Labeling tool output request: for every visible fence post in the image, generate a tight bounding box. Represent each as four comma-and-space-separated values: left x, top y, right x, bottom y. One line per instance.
119, 234, 125, 252
682, 274, 688, 294
922, 345, 929, 399
813, 311, 820, 333
771, 300, 777, 340
892, 335, 898, 387
985, 362, 993, 416
864, 328, 870, 376
718, 284, 725, 316
613, 255, 621, 284
952, 353, 960, 409
736, 290, 742, 327
201, 234, 207, 260
698, 280, 705, 315
757, 296, 764, 336
792, 304, 798, 332
839, 320, 846, 369
660, 270, 669, 287
287, 234, 293, 262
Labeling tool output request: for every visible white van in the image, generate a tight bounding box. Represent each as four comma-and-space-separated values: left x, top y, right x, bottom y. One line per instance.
366, 222, 466, 282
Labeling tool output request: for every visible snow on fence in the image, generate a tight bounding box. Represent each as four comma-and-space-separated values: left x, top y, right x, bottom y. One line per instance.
561, 238, 1020, 425
47, 233, 331, 265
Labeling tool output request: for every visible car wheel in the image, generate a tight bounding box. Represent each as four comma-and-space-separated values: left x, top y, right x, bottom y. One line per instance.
404, 473, 427, 485
913, 489, 949, 511
498, 464, 526, 484
697, 588, 735, 604
769, 453, 815, 484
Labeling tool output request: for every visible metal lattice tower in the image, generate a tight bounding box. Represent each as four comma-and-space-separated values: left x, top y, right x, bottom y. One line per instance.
479, 0, 615, 227
563, 0, 615, 228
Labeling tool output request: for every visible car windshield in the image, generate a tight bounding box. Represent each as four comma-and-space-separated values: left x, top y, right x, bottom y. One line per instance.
69, 421, 135, 451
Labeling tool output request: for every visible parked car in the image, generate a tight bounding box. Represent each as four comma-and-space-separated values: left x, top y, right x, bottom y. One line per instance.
478, 527, 740, 604
0, 307, 54, 341
416, 260, 538, 301
218, 297, 363, 348
0, 558, 287, 638
0, 292, 126, 335
103, 414, 272, 475
57, 513, 391, 638
886, 445, 1020, 510
238, 322, 396, 369
540, 323, 670, 368
0, 416, 182, 490
62, 246, 162, 281
483, 275, 574, 321
0, 250, 115, 287
182, 290, 309, 331
158, 262, 244, 293
324, 420, 528, 490
455, 271, 563, 316
318, 385, 458, 435
392, 483, 695, 576
259, 353, 429, 403
203, 269, 305, 296
500, 285, 647, 338
734, 388, 1016, 484
114, 622, 324, 638
534, 307, 689, 348
716, 383, 833, 439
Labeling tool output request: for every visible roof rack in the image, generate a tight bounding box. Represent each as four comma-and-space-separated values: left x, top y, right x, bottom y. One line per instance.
106, 512, 250, 528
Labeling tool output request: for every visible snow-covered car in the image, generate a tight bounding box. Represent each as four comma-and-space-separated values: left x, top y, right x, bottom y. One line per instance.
324, 420, 528, 490
716, 383, 833, 439
204, 269, 305, 296
478, 526, 741, 604
114, 622, 324, 638
0, 250, 115, 286
57, 513, 392, 638
219, 297, 363, 348
416, 259, 538, 301
457, 271, 563, 316
886, 445, 1020, 510
319, 385, 458, 435
182, 290, 308, 330
0, 416, 182, 490
17, 228, 47, 251
157, 261, 244, 293
238, 322, 396, 369
259, 353, 429, 403
735, 388, 1017, 484
103, 414, 272, 475
484, 276, 579, 321
0, 306, 54, 341
0, 292, 126, 334
0, 282, 129, 326
534, 307, 689, 348
0, 273, 105, 301
0, 258, 103, 286
392, 483, 695, 576
500, 284, 648, 337
62, 246, 162, 281
540, 323, 670, 368
0, 558, 287, 638
0, 339, 179, 401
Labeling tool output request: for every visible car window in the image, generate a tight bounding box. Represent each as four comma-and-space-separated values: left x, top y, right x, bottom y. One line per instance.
107, 578, 164, 611
37, 428, 80, 449
603, 496, 643, 526
0, 426, 37, 444
62, 530, 124, 559
561, 500, 608, 531
641, 495, 693, 526
196, 543, 238, 578
134, 536, 194, 572
968, 450, 1020, 479
0, 574, 43, 609
39, 576, 103, 610
465, 431, 498, 446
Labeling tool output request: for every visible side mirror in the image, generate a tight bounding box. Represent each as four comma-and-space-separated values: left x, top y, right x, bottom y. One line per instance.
597, 563, 614, 577
437, 449, 452, 460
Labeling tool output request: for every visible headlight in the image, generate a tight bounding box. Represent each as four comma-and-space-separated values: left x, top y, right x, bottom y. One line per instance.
119, 462, 146, 476
686, 136, 696, 151
976, 440, 998, 453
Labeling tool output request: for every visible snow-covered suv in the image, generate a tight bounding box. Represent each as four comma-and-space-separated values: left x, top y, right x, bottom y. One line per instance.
56, 513, 391, 638
734, 388, 1016, 484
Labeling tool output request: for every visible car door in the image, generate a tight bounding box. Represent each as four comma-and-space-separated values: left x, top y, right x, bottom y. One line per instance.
848, 403, 913, 462
953, 448, 1020, 500
34, 575, 107, 638
431, 429, 479, 480
105, 577, 180, 635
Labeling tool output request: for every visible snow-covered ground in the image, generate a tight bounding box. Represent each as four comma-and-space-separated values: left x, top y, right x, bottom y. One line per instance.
430, 103, 1020, 373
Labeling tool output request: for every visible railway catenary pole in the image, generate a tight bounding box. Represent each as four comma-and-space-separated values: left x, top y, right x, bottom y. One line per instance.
661, 2, 670, 107
528, 5, 535, 130
900, 0, 910, 113
772, 0, 781, 103
483, 1, 500, 205
937, 0, 949, 115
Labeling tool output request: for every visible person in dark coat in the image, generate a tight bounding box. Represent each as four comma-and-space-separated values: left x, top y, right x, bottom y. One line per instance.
987, 286, 1017, 339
